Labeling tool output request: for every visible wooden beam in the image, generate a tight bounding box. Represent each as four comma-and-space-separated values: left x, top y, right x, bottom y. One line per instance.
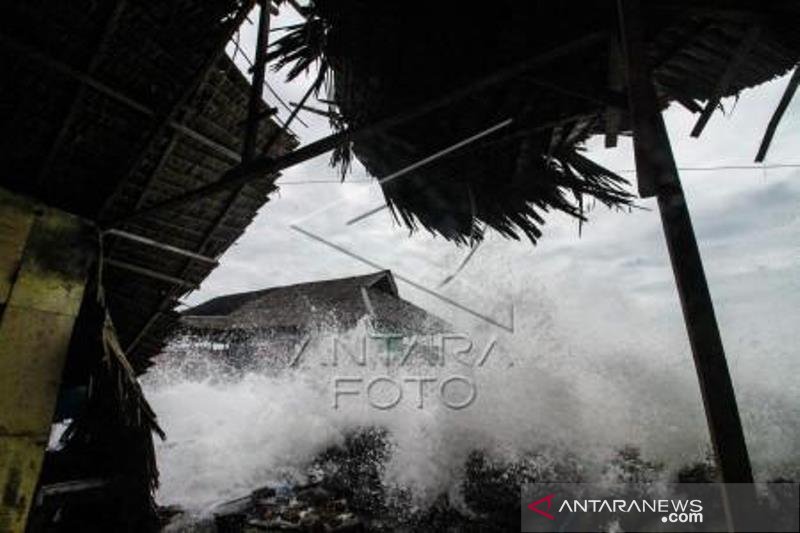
103, 229, 219, 265
242, 0, 272, 161
755, 66, 800, 162
617, 0, 676, 198
228, 31, 308, 128
605, 35, 625, 148
168, 121, 241, 163
261, 75, 317, 156
124, 311, 163, 353
108, 32, 608, 226
104, 259, 198, 289
619, 1, 756, 529
289, 102, 340, 120
0, 189, 93, 533
690, 25, 761, 138
675, 96, 703, 114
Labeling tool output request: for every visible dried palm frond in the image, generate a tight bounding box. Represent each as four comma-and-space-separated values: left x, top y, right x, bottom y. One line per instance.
266, 1, 636, 243
60, 255, 165, 527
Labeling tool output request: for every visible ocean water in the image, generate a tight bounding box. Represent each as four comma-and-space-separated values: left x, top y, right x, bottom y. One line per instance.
141, 244, 800, 513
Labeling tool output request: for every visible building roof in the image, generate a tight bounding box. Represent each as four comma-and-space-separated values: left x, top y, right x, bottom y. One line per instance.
0, 0, 298, 371
182, 270, 451, 335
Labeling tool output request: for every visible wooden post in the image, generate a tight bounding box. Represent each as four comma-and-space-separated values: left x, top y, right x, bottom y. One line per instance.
617, 0, 756, 529
242, 0, 271, 162
0, 189, 93, 533
755, 66, 800, 162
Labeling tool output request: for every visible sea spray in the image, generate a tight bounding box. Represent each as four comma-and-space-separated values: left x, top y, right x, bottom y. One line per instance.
142, 253, 799, 514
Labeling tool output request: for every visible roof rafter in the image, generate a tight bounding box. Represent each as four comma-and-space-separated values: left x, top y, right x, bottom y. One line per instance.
105, 259, 199, 289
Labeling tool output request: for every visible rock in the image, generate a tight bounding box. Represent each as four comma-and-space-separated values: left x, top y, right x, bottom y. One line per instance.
330, 517, 364, 533
297, 486, 331, 506
264, 517, 302, 530
251, 486, 277, 500
214, 512, 247, 533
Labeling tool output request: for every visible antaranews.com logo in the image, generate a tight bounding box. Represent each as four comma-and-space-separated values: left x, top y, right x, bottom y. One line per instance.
528, 492, 702, 523
520, 483, 799, 532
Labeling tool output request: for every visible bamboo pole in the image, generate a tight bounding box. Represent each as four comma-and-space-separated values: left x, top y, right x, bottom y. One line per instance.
755, 66, 800, 162
242, 0, 272, 162
617, 0, 756, 530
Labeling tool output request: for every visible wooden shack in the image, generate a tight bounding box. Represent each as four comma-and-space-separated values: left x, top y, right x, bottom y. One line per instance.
0, 1, 296, 530
174, 270, 451, 371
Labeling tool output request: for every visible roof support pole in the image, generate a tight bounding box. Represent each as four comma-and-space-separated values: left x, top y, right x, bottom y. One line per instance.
0, 188, 93, 533
755, 65, 800, 162
242, 0, 272, 161
618, 0, 755, 530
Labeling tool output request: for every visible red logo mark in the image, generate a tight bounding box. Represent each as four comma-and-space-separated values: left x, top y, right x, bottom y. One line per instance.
527, 493, 556, 520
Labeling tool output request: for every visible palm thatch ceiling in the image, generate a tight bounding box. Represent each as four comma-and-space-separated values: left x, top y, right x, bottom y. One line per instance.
0, 0, 298, 372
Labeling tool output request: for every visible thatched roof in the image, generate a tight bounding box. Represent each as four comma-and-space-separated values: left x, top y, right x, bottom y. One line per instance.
0, 0, 298, 373
269, 0, 800, 244
182, 270, 451, 335
0, 1, 305, 526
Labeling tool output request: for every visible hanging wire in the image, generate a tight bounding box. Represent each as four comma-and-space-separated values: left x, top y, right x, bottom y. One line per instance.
275, 162, 800, 185
616, 162, 800, 173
